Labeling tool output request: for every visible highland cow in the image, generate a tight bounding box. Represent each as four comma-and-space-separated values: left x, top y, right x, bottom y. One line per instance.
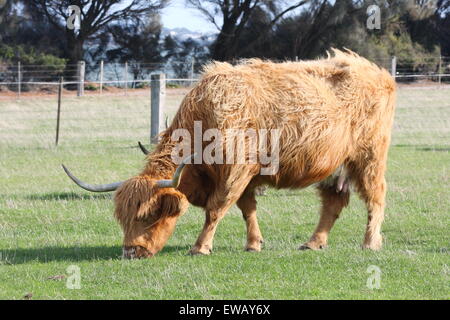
63, 49, 396, 258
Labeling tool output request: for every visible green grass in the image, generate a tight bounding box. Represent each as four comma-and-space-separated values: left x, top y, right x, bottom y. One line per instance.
0, 88, 449, 299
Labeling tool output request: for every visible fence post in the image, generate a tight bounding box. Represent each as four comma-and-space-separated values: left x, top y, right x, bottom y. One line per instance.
190, 57, 195, 79
17, 61, 21, 99
124, 61, 128, 95
438, 56, 442, 86
150, 73, 166, 143
77, 60, 85, 97
391, 56, 397, 78
99, 60, 104, 95
55, 77, 63, 146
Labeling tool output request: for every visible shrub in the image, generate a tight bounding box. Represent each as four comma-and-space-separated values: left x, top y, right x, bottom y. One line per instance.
84, 83, 98, 91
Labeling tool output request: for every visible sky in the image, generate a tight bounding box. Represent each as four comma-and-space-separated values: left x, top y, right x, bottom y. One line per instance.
161, 0, 218, 33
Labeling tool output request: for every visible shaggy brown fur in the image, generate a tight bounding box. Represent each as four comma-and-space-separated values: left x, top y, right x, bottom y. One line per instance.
114, 49, 396, 257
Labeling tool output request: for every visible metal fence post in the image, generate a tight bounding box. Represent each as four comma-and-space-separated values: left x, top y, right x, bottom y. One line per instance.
391, 56, 397, 79
17, 61, 21, 99
150, 73, 166, 143
55, 77, 63, 146
99, 60, 104, 95
438, 56, 442, 86
77, 60, 85, 97
124, 61, 128, 95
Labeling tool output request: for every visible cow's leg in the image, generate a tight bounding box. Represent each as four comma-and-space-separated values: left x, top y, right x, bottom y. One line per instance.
189, 204, 234, 255
189, 168, 255, 255
357, 172, 387, 251
361, 179, 386, 250
300, 183, 350, 250
352, 148, 389, 250
237, 190, 264, 252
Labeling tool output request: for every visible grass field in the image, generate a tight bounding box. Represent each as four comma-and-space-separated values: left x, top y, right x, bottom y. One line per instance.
0, 87, 449, 300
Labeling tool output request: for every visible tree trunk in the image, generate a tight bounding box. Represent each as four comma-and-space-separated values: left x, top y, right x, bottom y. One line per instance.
65, 32, 85, 89
211, 17, 239, 61
212, 33, 231, 61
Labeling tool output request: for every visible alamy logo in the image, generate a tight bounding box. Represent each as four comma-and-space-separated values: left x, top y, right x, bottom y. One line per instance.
66, 265, 81, 289
171, 121, 280, 175
67, 5, 81, 31
366, 265, 381, 289
367, 5, 381, 30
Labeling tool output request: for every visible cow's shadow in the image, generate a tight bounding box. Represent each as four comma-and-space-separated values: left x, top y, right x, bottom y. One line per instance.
26, 192, 111, 201
1, 245, 190, 265
394, 145, 450, 152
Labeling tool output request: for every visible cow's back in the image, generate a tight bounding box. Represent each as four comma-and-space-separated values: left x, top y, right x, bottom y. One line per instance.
168, 50, 396, 188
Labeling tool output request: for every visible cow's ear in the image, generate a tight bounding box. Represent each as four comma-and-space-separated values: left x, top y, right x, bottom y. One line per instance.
158, 193, 183, 217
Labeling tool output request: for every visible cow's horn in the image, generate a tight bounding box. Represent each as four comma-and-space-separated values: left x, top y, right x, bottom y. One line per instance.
138, 141, 149, 155
155, 153, 196, 188
62, 165, 124, 192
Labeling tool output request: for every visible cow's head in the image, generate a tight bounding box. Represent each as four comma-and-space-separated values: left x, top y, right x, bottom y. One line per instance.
62, 154, 193, 259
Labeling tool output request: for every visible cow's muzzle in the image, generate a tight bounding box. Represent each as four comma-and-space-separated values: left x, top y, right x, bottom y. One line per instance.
122, 246, 154, 259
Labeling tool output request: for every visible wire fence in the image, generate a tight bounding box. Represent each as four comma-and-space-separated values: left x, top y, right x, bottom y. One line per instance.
1, 80, 448, 150
0, 79, 195, 149
0, 59, 197, 95
384, 56, 450, 83
1, 56, 450, 99
0, 57, 449, 149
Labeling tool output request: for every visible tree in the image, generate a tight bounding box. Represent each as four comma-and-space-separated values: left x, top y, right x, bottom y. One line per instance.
0, 0, 14, 40
0, 1, 33, 46
435, 0, 450, 56
164, 36, 211, 78
0, 1, 67, 87
229, 0, 363, 60
25, 0, 168, 67
230, 5, 279, 59
271, 0, 356, 60
2, 1, 67, 58
187, 0, 308, 61
106, 16, 165, 82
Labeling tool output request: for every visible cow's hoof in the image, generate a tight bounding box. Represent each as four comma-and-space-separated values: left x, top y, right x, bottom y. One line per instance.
362, 236, 383, 251
362, 242, 382, 250
189, 246, 212, 256
245, 239, 264, 252
245, 245, 262, 252
299, 242, 326, 251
